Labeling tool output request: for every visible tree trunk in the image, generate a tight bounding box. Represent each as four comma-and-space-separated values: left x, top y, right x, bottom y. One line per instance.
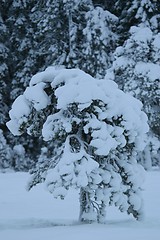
79, 188, 107, 223
97, 201, 106, 223
79, 188, 97, 223
144, 145, 152, 171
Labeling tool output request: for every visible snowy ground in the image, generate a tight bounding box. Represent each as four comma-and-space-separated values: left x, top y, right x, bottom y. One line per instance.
0, 170, 160, 240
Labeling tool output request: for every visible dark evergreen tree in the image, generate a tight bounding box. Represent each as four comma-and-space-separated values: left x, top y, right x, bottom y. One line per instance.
0, 129, 12, 171
92, 0, 117, 12
114, 0, 160, 44
81, 6, 118, 78
31, 0, 117, 78
0, 10, 10, 130
11, 144, 34, 171
6, 0, 38, 97
0, 0, 43, 170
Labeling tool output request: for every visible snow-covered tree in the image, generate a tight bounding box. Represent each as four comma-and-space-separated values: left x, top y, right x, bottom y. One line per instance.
7, 67, 148, 222
92, 0, 117, 11
0, 0, 119, 173
31, 0, 91, 70
0, 0, 44, 169
0, 10, 10, 128
31, 1, 117, 78
105, 25, 160, 169
0, 129, 12, 171
114, 0, 160, 43
6, 0, 37, 93
11, 144, 33, 171
81, 6, 118, 78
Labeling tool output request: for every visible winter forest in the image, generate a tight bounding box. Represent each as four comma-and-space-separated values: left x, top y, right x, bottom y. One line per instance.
0, 0, 160, 238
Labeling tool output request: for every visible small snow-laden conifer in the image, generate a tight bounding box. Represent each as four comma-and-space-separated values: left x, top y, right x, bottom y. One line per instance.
28, 145, 56, 189
7, 67, 149, 223
0, 129, 12, 171
12, 144, 33, 171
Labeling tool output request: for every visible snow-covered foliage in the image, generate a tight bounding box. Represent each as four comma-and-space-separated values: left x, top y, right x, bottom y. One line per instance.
0, 129, 12, 171
0, 12, 10, 125
6, 0, 37, 91
82, 6, 118, 78
130, 0, 159, 29
1, 0, 159, 173
114, 0, 160, 43
11, 144, 32, 171
31, 1, 118, 79
0, 130, 33, 172
7, 67, 149, 222
106, 25, 160, 169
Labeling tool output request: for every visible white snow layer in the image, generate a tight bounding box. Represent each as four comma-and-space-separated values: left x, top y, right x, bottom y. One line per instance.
129, 26, 153, 44
24, 82, 50, 111
0, 171, 160, 240
7, 95, 31, 135
134, 62, 160, 81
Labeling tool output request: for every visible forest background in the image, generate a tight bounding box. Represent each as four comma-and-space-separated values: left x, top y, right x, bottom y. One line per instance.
0, 0, 159, 171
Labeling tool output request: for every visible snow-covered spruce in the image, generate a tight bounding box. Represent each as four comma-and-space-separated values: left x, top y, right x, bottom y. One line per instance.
106, 25, 160, 169
7, 67, 149, 223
